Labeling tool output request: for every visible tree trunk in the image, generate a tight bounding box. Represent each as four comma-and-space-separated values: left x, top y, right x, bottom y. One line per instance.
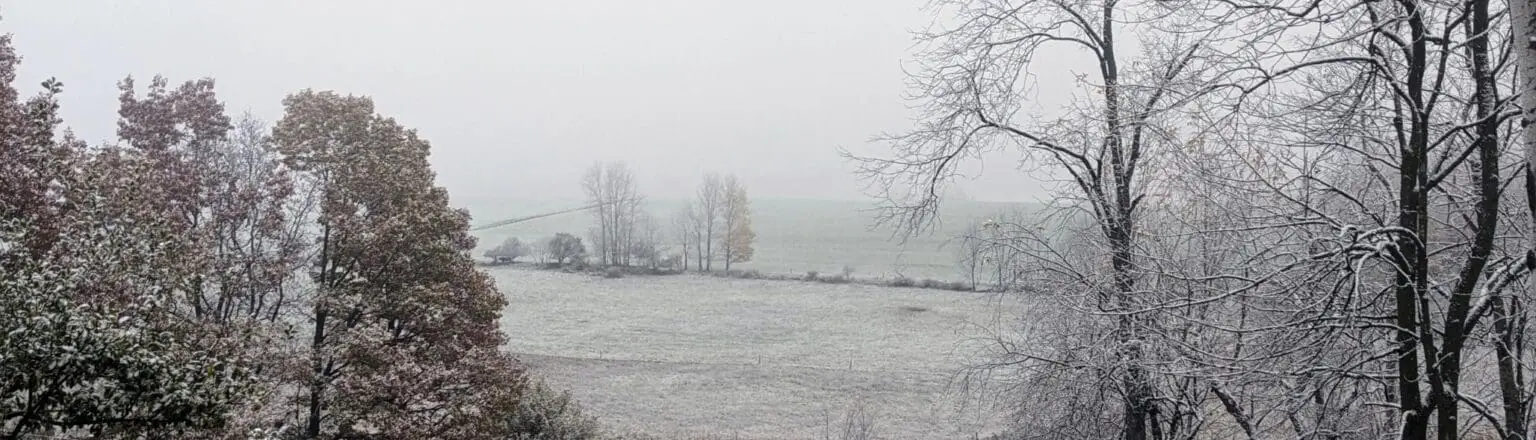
1513, 0, 1536, 437
1391, 4, 1435, 438
1493, 296, 1528, 440
1437, 0, 1502, 436
306, 310, 327, 439
305, 224, 332, 439
723, 213, 734, 272
1093, 5, 1152, 439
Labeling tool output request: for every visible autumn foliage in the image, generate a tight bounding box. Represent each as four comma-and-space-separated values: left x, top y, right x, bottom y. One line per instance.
272, 90, 524, 439
0, 31, 528, 440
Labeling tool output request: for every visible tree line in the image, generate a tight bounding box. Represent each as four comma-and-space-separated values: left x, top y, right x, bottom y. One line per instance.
850, 0, 1536, 439
487, 165, 757, 275
584, 164, 757, 273
674, 172, 755, 273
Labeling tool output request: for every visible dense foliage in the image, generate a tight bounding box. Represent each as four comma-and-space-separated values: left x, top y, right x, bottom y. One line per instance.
0, 30, 531, 440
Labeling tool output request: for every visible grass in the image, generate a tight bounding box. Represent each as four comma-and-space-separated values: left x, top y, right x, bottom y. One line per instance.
492, 266, 1017, 439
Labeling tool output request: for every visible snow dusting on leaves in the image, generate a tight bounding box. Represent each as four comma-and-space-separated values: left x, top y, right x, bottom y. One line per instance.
0, 22, 529, 440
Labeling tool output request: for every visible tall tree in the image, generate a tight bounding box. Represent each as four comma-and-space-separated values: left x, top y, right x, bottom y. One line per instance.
1513, 0, 1536, 436
273, 90, 523, 439
695, 173, 725, 271
721, 175, 755, 270
1207, 0, 1524, 436
582, 161, 642, 266
581, 163, 612, 265
609, 162, 641, 266
1, 48, 261, 438
672, 203, 696, 270
688, 202, 709, 271
846, 1, 1225, 437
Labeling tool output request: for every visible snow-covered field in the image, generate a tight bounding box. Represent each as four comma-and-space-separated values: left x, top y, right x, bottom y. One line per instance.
493, 266, 1021, 439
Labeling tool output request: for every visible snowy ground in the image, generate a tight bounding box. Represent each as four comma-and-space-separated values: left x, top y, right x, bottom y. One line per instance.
493, 266, 1021, 439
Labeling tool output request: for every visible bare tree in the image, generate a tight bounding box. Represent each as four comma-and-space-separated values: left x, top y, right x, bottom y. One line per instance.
547, 233, 586, 266
1193, 0, 1530, 436
582, 161, 643, 266
609, 162, 642, 266
581, 163, 609, 265
528, 239, 550, 264
851, 0, 1536, 437
1513, 0, 1536, 436
688, 201, 709, 271
955, 208, 1031, 291
672, 203, 696, 271
845, 0, 1232, 437
630, 211, 664, 269
695, 173, 725, 271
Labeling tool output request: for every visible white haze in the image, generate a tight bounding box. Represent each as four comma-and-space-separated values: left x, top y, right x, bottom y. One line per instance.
0, 0, 1079, 205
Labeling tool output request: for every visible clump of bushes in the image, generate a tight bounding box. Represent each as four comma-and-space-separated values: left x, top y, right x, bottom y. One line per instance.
483, 237, 529, 264
705, 268, 774, 280
611, 265, 684, 276
547, 233, 586, 266
633, 266, 685, 276
723, 269, 763, 279
910, 278, 972, 291
503, 380, 601, 440
809, 266, 855, 284
943, 281, 972, 291
789, 267, 974, 291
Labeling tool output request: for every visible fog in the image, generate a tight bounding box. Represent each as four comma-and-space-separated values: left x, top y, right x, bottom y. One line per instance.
2, 0, 1060, 205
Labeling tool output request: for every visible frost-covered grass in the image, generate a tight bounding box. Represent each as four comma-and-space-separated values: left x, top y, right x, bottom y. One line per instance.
493, 267, 1019, 439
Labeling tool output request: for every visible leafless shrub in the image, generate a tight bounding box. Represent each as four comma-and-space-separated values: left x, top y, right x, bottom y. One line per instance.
821, 399, 880, 440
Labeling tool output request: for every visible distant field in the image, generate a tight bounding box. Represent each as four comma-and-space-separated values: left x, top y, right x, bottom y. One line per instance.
492, 266, 1022, 439
464, 198, 1033, 281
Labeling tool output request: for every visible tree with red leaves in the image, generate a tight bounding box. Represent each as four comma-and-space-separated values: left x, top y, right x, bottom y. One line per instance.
273, 90, 524, 440
1, 38, 263, 439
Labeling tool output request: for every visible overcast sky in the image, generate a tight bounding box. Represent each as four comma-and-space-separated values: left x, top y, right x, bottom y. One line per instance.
1, 0, 1055, 204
